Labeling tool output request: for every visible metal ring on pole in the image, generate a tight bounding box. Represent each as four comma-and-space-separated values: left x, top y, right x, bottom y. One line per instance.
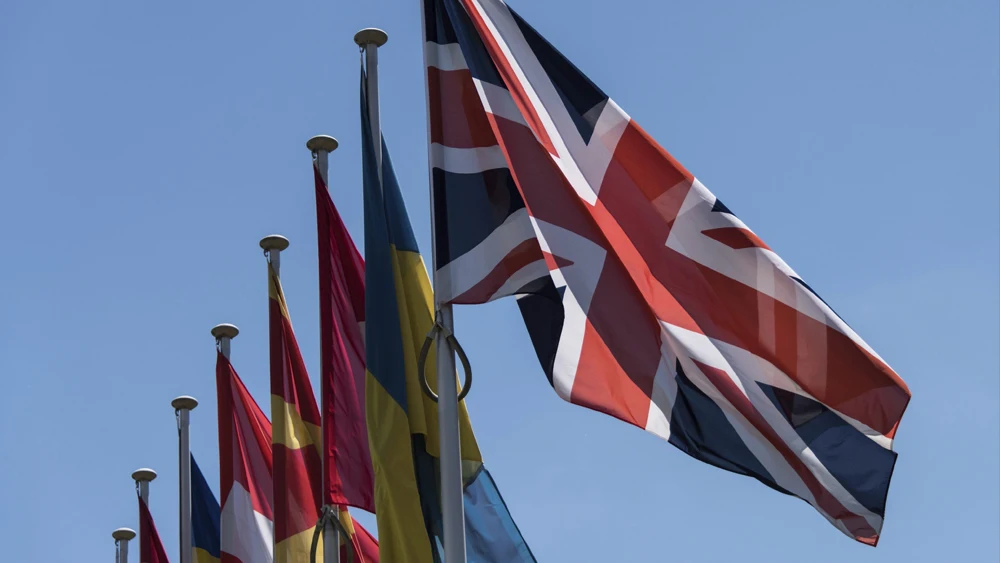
310, 505, 354, 563
417, 320, 472, 403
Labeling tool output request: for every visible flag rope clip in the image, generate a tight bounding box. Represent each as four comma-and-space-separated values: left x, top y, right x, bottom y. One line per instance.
417, 315, 473, 403
309, 504, 355, 563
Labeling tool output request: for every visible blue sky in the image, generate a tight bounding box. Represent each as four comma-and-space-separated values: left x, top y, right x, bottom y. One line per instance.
1, 1, 997, 561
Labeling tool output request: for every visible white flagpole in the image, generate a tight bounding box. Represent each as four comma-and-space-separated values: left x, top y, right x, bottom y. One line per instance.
355, 29, 387, 183
260, 235, 289, 274
113, 528, 136, 563
308, 134, 342, 563
172, 395, 198, 563
132, 468, 157, 506
417, 1, 469, 557
211, 324, 239, 360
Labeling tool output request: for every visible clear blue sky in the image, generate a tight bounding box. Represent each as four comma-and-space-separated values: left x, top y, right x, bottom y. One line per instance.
2, 1, 997, 561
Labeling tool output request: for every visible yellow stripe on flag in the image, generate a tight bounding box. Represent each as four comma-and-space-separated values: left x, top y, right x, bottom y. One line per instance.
274, 527, 319, 563
270, 395, 322, 452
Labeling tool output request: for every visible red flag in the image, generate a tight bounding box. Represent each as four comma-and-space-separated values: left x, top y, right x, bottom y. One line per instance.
138, 495, 170, 563
216, 352, 274, 563
314, 158, 375, 512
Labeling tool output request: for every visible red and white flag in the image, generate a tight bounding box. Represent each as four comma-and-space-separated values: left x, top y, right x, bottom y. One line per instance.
216, 352, 274, 563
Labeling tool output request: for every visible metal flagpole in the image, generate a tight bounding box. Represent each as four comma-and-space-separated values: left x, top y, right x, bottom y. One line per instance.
172, 395, 198, 563
211, 324, 239, 360
307, 133, 341, 563
354, 29, 387, 181
132, 468, 157, 506
258, 235, 288, 560
113, 528, 136, 563
415, 2, 468, 558
260, 235, 289, 273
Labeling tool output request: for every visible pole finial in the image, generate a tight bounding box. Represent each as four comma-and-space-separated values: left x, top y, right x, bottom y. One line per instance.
112, 528, 136, 542
131, 468, 157, 483
307, 135, 339, 154
354, 28, 388, 47
211, 323, 239, 340
171, 395, 198, 411
259, 234, 290, 253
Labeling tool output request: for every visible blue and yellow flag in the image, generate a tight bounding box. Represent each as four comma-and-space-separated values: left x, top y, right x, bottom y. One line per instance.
191, 454, 221, 563
361, 71, 534, 563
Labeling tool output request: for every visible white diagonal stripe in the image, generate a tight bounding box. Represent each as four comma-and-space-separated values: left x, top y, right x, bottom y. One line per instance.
431, 143, 507, 174
425, 41, 468, 72
435, 208, 535, 303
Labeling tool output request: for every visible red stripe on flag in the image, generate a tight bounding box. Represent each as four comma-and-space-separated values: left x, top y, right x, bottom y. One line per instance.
457, 0, 558, 156
691, 359, 879, 544
452, 238, 545, 304
272, 443, 323, 544
702, 227, 771, 251
270, 301, 322, 425
428, 67, 500, 149
682, 258, 910, 436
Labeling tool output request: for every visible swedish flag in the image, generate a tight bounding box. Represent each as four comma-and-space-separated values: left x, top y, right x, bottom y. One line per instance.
191, 454, 221, 563
362, 72, 534, 563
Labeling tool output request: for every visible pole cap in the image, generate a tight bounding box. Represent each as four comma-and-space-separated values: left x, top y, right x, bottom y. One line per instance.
112, 528, 136, 541
259, 234, 290, 252
307, 135, 339, 154
171, 395, 198, 411
211, 323, 239, 340
131, 468, 157, 483
354, 28, 388, 47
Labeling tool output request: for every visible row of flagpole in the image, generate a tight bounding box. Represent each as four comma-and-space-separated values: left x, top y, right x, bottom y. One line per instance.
109, 24, 474, 563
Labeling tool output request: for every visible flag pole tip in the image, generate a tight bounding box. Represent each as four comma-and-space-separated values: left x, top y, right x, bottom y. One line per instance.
211, 323, 239, 340
307, 135, 339, 153
171, 395, 198, 411
354, 28, 388, 47
112, 528, 136, 541
131, 468, 157, 482
259, 234, 290, 252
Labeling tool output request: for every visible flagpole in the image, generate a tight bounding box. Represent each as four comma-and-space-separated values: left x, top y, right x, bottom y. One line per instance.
355, 29, 387, 182
308, 134, 342, 563
212, 324, 239, 360
172, 395, 198, 563
132, 468, 157, 506
113, 528, 136, 563
415, 8, 473, 557
260, 236, 291, 563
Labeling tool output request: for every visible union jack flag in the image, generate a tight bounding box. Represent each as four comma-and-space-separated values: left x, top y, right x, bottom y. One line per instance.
424, 0, 911, 545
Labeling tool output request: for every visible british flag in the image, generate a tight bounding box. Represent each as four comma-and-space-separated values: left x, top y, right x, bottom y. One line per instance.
424, 0, 911, 545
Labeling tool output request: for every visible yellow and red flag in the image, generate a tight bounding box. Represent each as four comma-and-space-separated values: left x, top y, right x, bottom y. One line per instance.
268, 264, 378, 562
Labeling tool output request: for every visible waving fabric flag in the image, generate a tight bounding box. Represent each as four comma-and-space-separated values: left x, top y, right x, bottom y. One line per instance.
217, 353, 274, 563
217, 350, 378, 563
269, 265, 378, 562
424, 0, 911, 545
268, 265, 325, 561
138, 494, 170, 563
361, 72, 534, 563
314, 152, 376, 512
191, 454, 222, 563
